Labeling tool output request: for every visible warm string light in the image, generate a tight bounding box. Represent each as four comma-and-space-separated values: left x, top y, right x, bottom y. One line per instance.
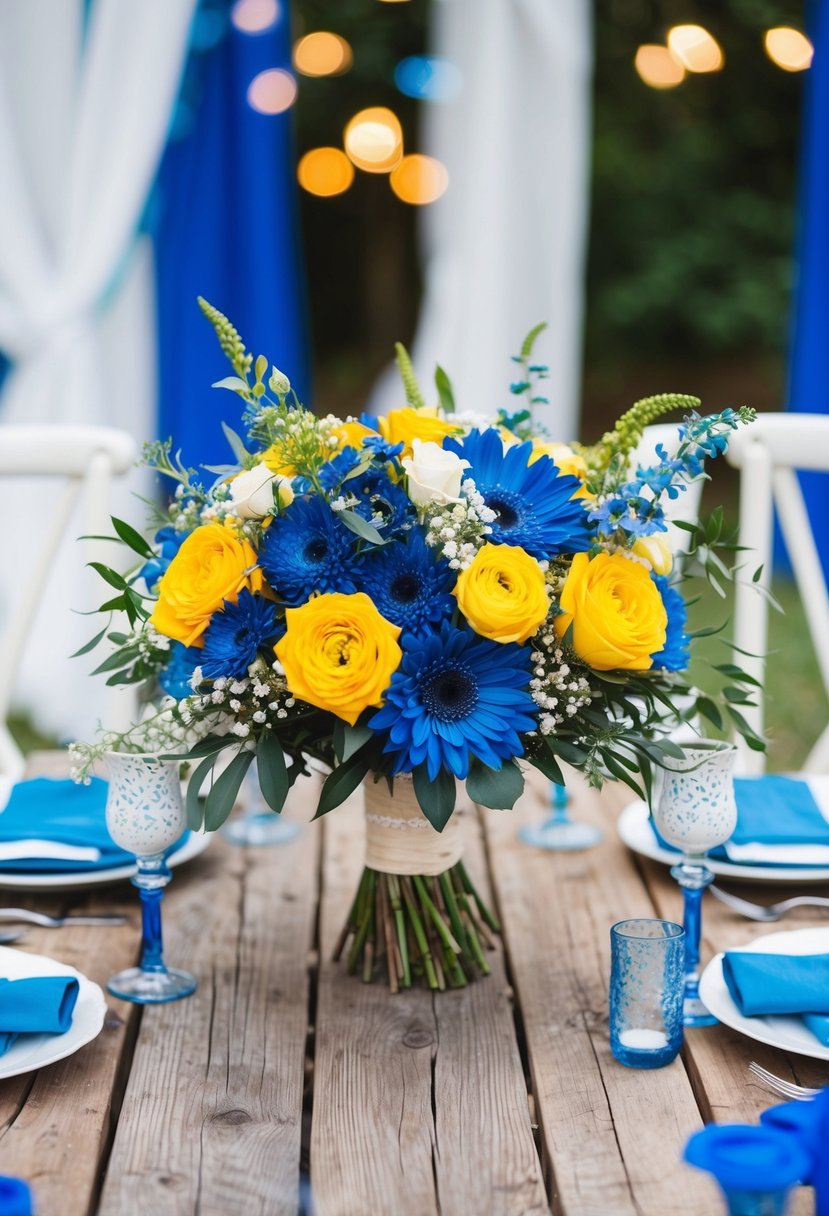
231, 0, 280, 34
764, 27, 813, 72
667, 24, 724, 73
298, 147, 355, 197
634, 45, 685, 89
247, 68, 297, 114
390, 155, 448, 205
294, 32, 353, 77
344, 107, 403, 173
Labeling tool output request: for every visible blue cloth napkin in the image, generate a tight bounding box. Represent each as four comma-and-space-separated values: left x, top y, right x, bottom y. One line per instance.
729, 777, 829, 846
0, 975, 79, 1056
722, 950, 829, 1045
0, 778, 132, 872
762, 1091, 829, 1216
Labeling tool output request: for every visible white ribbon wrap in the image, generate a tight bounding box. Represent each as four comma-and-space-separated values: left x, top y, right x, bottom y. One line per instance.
363, 774, 463, 877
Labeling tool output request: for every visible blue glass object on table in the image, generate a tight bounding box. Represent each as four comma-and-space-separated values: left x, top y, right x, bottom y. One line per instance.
652, 740, 738, 1027
0, 1176, 32, 1216
222, 759, 300, 848
104, 753, 196, 1004
609, 918, 684, 1069
518, 782, 602, 851
684, 1123, 810, 1215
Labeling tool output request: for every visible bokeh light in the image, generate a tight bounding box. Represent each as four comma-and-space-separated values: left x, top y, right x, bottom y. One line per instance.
667, 25, 724, 73
394, 56, 463, 102
344, 107, 403, 174
390, 155, 449, 205
247, 68, 298, 115
294, 32, 353, 78
764, 27, 813, 72
634, 45, 685, 89
298, 147, 355, 197
231, 0, 279, 34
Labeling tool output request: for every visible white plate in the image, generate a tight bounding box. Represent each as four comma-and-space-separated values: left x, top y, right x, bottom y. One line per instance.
0, 945, 106, 1079
0, 829, 211, 892
618, 800, 829, 885
699, 927, 829, 1062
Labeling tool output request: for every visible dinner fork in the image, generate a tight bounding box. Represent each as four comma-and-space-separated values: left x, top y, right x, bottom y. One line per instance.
709, 885, 829, 923
0, 908, 127, 927
748, 1062, 821, 1101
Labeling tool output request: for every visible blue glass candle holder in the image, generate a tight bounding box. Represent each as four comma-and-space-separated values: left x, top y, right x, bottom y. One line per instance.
684, 1124, 809, 1215
518, 782, 603, 851
609, 918, 684, 1068
223, 759, 300, 847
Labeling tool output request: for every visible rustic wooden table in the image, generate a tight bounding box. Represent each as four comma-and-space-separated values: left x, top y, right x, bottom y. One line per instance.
1, 764, 827, 1215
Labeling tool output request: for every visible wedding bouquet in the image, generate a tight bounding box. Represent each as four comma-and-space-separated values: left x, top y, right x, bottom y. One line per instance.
72, 300, 758, 990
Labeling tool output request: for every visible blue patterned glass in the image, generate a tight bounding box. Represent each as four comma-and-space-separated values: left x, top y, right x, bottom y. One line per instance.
610, 918, 684, 1069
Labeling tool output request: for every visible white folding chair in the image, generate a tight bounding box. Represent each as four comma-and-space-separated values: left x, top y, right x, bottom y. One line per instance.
0, 425, 138, 779
725, 413, 829, 775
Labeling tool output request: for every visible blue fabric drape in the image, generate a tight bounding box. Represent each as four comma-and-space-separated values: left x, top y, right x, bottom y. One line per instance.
786, 0, 829, 575
153, 2, 310, 472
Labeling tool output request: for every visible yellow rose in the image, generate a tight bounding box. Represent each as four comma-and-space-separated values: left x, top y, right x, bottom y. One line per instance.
331, 419, 375, 451
150, 524, 263, 648
275, 592, 402, 726
378, 407, 458, 457
632, 535, 673, 576
454, 542, 549, 644
554, 551, 667, 671
529, 441, 591, 499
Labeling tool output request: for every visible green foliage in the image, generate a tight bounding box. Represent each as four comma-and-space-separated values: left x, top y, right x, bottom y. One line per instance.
394, 342, 427, 409
197, 296, 253, 380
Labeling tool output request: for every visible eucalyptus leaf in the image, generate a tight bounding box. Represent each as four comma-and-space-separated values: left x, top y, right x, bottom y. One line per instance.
342, 722, 373, 762
466, 760, 524, 810
257, 732, 289, 813
185, 754, 217, 831
412, 765, 455, 831
203, 750, 254, 831
313, 752, 371, 819
338, 508, 387, 547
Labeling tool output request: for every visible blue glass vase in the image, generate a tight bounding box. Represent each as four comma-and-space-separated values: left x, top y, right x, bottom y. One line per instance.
609, 918, 684, 1068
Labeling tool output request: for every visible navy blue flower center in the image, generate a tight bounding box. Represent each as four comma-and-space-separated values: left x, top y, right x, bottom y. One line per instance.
304, 537, 329, 563
485, 488, 522, 530
421, 662, 479, 721
390, 572, 421, 603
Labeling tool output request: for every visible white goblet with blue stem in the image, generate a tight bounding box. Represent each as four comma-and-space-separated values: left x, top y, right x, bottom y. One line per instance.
653, 739, 737, 1027
105, 751, 197, 1003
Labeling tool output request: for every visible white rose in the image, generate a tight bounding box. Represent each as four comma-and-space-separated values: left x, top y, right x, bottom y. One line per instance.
401, 439, 470, 507
229, 463, 294, 519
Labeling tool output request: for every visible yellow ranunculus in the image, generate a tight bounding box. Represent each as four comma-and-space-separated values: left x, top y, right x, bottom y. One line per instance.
554, 551, 667, 671
150, 524, 263, 648
378, 406, 458, 457
331, 419, 375, 452
454, 542, 549, 644
275, 592, 402, 726
632, 535, 673, 576
529, 441, 591, 499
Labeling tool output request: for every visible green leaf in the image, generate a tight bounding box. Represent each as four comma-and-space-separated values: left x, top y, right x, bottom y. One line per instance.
203, 750, 254, 831
434, 365, 455, 414
726, 706, 766, 752
520, 321, 547, 358
752, 564, 764, 583
221, 421, 249, 464
696, 696, 723, 730
313, 752, 371, 819
111, 517, 154, 559
338, 508, 387, 547
342, 722, 373, 762
87, 562, 130, 591
90, 645, 140, 676
466, 760, 524, 810
212, 375, 250, 394
256, 732, 289, 813
549, 738, 589, 766
165, 734, 232, 762
529, 748, 565, 786
412, 765, 456, 831
687, 620, 728, 639
714, 663, 761, 687
185, 755, 216, 831
71, 625, 109, 658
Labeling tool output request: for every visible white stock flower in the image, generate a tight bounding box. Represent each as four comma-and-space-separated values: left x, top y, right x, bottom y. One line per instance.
229, 463, 294, 520
401, 439, 469, 507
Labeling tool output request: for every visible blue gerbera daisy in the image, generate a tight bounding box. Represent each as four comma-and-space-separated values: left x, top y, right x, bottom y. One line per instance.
359, 528, 455, 633
348, 467, 414, 537
318, 446, 363, 491
158, 641, 202, 699
650, 576, 690, 672
443, 428, 591, 558
259, 496, 362, 605
200, 590, 281, 680
369, 621, 538, 780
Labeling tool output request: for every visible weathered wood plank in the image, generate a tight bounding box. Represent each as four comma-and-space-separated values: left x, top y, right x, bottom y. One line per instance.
484, 770, 719, 1216
98, 779, 318, 1216
311, 783, 548, 1216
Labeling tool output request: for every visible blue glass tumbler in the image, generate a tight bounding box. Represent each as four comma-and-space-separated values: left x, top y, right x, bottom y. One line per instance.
609, 918, 684, 1068
684, 1124, 809, 1215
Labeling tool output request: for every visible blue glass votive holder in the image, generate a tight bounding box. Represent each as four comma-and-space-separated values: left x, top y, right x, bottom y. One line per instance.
610, 918, 685, 1069
684, 1124, 810, 1216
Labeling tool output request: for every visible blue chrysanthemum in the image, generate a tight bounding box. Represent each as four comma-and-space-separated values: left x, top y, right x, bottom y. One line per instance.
259, 496, 363, 605
200, 590, 281, 680
369, 621, 538, 780
158, 641, 202, 699
141, 526, 187, 594
443, 428, 591, 558
359, 528, 455, 633
651, 575, 690, 672
319, 446, 362, 491
348, 468, 414, 537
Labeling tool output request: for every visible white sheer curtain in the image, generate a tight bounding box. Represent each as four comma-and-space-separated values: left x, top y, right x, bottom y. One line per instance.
409, 0, 592, 440
0, 0, 195, 740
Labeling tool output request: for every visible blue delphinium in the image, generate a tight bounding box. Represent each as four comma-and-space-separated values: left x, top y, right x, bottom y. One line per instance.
260, 496, 363, 605
369, 621, 538, 780
140, 526, 187, 593
158, 641, 202, 699
200, 590, 281, 680
589, 485, 667, 538
650, 576, 690, 672
443, 428, 590, 558
359, 528, 455, 634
